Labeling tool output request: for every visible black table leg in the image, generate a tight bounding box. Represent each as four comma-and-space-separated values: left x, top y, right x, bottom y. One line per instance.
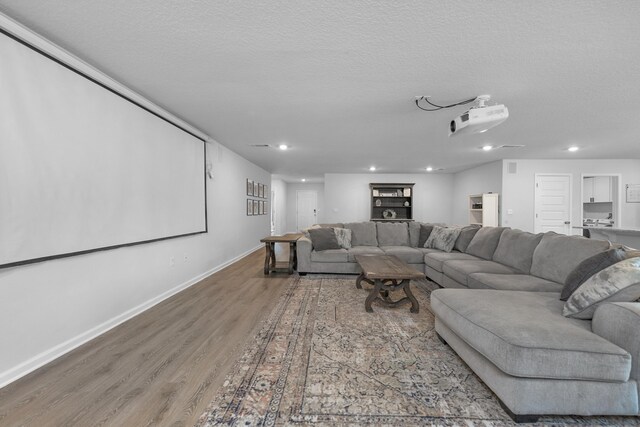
403, 280, 420, 313
288, 242, 295, 274
270, 243, 276, 270
263, 243, 272, 275
365, 279, 384, 313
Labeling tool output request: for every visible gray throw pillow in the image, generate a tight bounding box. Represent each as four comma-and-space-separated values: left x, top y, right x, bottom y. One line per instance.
308, 228, 341, 251
563, 257, 640, 319
560, 248, 627, 301
418, 224, 435, 248
333, 227, 352, 249
424, 226, 461, 253
453, 225, 481, 252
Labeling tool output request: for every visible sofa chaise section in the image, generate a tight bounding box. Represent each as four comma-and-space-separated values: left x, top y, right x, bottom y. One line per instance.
432, 288, 639, 420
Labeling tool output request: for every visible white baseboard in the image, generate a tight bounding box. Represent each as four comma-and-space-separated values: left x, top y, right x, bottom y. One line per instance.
0, 244, 263, 389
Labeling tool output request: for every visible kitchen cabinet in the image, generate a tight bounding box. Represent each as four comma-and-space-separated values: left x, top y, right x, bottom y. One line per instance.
583, 176, 612, 203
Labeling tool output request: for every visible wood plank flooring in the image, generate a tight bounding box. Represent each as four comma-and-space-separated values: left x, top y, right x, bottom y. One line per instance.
0, 246, 293, 427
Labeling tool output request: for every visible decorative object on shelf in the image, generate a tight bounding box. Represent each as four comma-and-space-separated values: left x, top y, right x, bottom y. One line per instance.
404, 201, 410, 207
404, 188, 411, 197
375, 199, 382, 207
247, 179, 254, 196
382, 209, 397, 219
397, 189, 403, 197
373, 189, 379, 197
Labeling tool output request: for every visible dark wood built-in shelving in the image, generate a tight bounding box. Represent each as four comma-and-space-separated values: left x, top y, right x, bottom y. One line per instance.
370, 183, 415, 221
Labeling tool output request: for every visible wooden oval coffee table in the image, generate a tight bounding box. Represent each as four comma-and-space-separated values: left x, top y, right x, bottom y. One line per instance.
354, 254, 424, 313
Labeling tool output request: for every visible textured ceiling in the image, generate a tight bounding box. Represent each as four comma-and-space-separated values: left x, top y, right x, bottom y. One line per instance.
1, 0, 639, 180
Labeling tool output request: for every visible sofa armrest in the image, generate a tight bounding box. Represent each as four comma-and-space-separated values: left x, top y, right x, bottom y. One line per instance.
592, 302, 640, 382
296, 236, 313, 273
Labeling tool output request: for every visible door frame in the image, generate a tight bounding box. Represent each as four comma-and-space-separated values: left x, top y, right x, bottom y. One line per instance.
579, 173, 622, 228
534, 173, 573, 234
296, 190, 318, 231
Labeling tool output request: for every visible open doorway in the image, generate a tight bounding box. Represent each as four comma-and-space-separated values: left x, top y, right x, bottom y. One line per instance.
580, 174, 621, 231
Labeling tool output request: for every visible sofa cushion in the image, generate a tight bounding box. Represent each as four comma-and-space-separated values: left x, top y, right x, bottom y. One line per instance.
345, 222, 378, 246
376, 222, 410, 246
424, 226, 461, 252
465, 227, 508, 260
442, 260, 517, 287
417, 224, 435, 248
380, 246, 424, 264
467, 273, 563, 292
453, 225, 481, 252
347, 245, 384, 262
424, 252, 480, 273
431, 289, 632, 382
560, 248, 627, 301
530, 232, 610, 284
408, 221, 421, 247
563, 257, 640, 319
308, 228, 341, 251
310, 248, 349, 263
492, 229, 544, 273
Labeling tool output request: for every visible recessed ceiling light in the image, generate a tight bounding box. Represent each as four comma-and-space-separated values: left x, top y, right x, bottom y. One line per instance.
426, 166, 433, 172
482, 145, 493, 151
568, 146, 579, 152
301, 178, 306, 182
278, 144, 288, 150
369, 166, 376, 171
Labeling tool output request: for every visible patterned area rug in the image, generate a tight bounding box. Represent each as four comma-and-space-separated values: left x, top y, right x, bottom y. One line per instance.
196, 276, 640, 426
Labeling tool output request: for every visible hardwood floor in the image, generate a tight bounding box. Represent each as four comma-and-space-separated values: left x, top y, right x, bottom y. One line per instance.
0, 246, 294, 427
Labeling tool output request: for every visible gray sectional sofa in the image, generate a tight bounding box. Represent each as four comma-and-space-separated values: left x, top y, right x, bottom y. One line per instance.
297, 221, 640, 422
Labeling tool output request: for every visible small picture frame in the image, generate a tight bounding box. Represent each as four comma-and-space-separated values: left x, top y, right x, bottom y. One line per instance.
264, 201, 268, 214
264, 184, 268, 199
253, 181, 259, 197
259, 200, 264, 215
253, 200, 259, 215
259, 183, 264, 198
247, 199, 253, 215
247, 179, 253, 196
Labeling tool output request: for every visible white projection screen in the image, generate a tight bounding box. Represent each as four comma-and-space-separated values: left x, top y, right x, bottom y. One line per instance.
0, 30, 207, 269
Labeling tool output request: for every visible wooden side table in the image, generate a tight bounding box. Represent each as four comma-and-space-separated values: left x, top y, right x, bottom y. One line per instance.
260, 233, 303, 275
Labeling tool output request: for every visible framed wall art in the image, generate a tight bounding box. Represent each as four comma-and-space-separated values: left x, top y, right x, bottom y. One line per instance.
247, 199, 253, 215
247, 179, 253, 196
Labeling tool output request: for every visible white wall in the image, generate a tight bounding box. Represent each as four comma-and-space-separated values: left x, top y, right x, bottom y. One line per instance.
451, 161, 503, 225
285, 183, 325, 232
501, 159, 640, 232
0, 19, 271, 387
324, 173, 454, 224
270, 178, 287, 235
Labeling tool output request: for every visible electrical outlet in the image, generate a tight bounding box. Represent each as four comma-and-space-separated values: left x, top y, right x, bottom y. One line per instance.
183, 253, 188, 262
169, 256, 175, 267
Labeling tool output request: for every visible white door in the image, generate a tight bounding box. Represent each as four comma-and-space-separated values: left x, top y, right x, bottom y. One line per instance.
296, 190, 317, 231
534, 174, 572, 234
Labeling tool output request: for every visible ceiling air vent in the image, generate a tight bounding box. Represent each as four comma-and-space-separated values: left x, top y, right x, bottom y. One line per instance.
248, 144, 271, 148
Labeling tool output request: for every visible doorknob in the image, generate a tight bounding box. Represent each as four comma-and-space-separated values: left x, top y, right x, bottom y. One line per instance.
564, 221, 570, 225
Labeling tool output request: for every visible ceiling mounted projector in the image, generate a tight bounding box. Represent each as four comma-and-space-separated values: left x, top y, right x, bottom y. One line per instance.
449, 95, 509, 137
